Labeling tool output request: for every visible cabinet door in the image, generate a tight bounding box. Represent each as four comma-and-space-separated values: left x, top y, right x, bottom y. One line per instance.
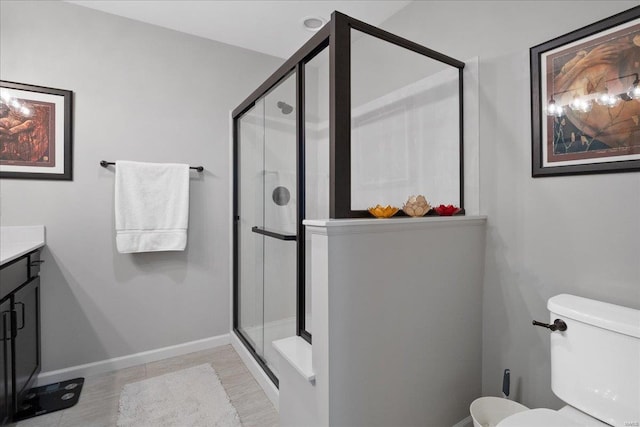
0, 298, 12, 424
12, 277, 40, 411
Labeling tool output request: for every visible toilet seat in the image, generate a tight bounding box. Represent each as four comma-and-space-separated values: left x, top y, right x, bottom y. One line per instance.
557, 406, 610, 426
496, 408, 582, 427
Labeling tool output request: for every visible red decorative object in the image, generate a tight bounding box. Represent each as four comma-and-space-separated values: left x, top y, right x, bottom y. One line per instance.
434, 204, 459, 216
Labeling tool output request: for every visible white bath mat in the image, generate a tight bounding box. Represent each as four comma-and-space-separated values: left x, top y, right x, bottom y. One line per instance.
117, 364, 241, 427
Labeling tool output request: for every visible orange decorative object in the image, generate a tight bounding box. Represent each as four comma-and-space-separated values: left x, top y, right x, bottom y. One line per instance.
367, 204, 400, 218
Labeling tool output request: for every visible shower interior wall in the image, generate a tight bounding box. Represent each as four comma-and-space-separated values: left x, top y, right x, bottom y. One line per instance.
262, 76, 297, 332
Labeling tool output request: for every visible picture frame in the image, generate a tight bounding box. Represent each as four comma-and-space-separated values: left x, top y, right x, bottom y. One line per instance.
530, 6, 640, 177
0, 81, 73, 180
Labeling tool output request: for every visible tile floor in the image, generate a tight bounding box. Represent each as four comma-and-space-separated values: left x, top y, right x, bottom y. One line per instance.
12, 345, 278, 427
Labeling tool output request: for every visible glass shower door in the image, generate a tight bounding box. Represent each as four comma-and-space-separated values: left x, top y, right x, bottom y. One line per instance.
262, 73, 297, 376
237, 72, 297, 380
238, 99, 266, 360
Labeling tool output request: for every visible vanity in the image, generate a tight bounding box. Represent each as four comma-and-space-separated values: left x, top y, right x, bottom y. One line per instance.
0, 226, 44, 425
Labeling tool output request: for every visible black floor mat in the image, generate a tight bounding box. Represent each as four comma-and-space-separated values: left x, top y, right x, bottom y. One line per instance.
13, 378, 84, 422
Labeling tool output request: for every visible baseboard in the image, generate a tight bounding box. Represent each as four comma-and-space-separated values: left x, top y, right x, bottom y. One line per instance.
36, 333, 230, 386
231, 331, 279, 410
452, 415, 473, 427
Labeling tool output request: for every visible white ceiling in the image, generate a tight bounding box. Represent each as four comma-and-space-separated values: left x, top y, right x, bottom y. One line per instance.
67, 1, 412, 59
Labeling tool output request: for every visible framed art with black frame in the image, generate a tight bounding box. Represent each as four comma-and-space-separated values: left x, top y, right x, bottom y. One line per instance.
0, 81, 73, 180
530, 6, 640, 177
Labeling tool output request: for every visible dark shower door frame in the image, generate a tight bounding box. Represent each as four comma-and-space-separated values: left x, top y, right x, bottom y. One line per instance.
232, 11, 465, 387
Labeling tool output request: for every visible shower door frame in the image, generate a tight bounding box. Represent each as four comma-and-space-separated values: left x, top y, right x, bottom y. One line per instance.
233, 26, 329, 386
232, 11, 465, 386
329, 12, 465, 217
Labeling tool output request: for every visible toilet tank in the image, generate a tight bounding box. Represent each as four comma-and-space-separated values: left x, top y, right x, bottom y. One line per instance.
548, 294, 640, 427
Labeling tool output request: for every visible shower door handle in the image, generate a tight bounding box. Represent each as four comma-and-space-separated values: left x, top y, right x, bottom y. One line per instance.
251, 226, 296, 241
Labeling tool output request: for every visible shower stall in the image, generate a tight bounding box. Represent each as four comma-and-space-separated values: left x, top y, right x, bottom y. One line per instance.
232, 11, 464, 386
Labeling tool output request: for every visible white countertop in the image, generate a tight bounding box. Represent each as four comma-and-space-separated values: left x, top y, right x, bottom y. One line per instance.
303, 215, 487, 228
0, 225, 46, 266
303, 215, 487, 236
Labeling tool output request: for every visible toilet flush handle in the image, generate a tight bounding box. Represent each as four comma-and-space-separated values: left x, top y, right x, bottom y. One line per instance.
532, 319, 567, 332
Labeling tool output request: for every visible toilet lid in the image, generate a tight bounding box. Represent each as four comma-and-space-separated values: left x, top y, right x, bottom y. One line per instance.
497, 408, 582, 427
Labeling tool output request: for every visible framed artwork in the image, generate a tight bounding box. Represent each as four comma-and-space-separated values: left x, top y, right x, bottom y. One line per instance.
531, 6, 640, 177
0, 81, 73, 180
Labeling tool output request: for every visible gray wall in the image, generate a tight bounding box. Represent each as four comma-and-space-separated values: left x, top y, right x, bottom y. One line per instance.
379, 1, 640, 410
0, 1, 281, 371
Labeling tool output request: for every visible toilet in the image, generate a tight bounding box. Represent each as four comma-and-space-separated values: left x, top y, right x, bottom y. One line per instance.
497, 294, 640, 427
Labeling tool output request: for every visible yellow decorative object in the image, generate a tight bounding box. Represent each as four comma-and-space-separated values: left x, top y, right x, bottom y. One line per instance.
367, 204, 399, 218
402, 195, 431, 217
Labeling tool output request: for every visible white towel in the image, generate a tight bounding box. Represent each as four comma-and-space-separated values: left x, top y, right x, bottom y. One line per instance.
115, 160, 190, 253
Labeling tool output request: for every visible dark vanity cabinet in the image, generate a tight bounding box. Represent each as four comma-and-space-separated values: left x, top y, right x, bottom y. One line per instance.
0, 250, 41, 425
0, 298, 11, 424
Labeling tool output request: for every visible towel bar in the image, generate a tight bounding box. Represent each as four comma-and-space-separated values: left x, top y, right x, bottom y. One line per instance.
100, 160, 204, 172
